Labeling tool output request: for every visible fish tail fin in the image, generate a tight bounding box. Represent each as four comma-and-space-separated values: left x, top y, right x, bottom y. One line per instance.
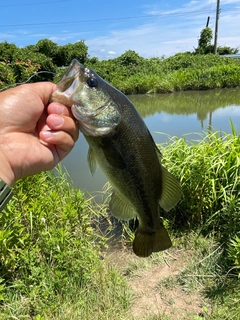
133, 224, 172, 258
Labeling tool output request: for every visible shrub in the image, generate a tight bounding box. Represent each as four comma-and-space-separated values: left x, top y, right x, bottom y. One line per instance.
159, 124, 240, 273
0, 166, 106, 316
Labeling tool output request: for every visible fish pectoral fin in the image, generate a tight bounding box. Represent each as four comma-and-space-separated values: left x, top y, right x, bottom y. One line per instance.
87, 147, 98, 175
159, 165, 182, 212
101, 139, 127, 170
133, 224, 172, 257
109, 191, 137, 220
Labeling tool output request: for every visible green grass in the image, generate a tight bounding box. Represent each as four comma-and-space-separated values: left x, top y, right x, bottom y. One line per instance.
85, 52, 240, 94
119, 124, 240, 319
158, 125, 240, 319
159, 123, 240, 242
2, 50, 240, 94
0, 166, 131, 319
0, 125, 239, 319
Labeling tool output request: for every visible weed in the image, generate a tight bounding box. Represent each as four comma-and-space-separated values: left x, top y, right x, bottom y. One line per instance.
0, 165, 131, 318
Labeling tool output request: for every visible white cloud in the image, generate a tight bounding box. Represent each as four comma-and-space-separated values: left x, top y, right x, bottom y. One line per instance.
86, 1, 240, 59
2, 0, 239, 60
0, 33, 15, 40
49, 35, 74, 42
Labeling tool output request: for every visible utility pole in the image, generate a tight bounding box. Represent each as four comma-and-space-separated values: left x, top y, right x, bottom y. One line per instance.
206, 16, 210, 27
213, 0, 220, 54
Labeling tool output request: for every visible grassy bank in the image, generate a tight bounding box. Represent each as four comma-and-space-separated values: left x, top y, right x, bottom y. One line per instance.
0, 167, 131, 319
0, 126, 239, 319
84, 52, 240, 94
1, 50, 240, 94
157, 125, 240, 318
121, 125, 240, 319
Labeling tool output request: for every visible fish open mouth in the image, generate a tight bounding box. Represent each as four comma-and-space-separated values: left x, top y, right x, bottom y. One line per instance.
57, 60, 81, 91
50, 59, 83, 107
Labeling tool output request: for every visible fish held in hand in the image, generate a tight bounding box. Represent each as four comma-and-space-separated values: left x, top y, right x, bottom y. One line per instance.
51, 59, 182, 257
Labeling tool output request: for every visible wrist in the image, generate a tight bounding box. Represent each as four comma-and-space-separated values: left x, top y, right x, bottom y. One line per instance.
0, 151, 15, 186
0, 178, 13, 211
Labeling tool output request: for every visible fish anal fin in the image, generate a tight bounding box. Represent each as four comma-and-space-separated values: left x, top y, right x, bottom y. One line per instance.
133, 224, 172, 258
109, 191, 136, 220
159, 165, 182, 212
87, 147, 98, 175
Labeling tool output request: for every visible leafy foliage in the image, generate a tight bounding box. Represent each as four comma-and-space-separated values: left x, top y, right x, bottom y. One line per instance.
85, 51, 240, 94
195, 27, 213, 54
62, 41, 88, 65
1, 39, 240, 93
27, 38, 88, 67
0, 167, 131, 318
0, 41, 18, 62
33, 39, 59, 59
0, 39, 88, 88
159, 124, 240, 275
0, 62, 16, 87
228, 236, 240, 277
0, 49, 57, 89
195, 27, 239, 55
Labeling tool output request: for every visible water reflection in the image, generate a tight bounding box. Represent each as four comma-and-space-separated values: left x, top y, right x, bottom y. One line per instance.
130, 88, 240, 120
61, 88, 240, 194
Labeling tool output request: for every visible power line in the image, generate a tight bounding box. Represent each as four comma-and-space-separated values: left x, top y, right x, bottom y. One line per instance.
0, 0, 70, 7
0, 8, 238, 29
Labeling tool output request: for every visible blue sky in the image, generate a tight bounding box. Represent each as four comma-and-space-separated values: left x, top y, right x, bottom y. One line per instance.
0, 0, 239, 60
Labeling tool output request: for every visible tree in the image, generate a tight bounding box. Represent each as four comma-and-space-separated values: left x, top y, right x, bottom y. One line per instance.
54, 45, 68, 67
217, 46, 239, 55
63, 41, 88, 65
117, 50, 144, 67
34, 39, 58, 58
195, 27, 239, 55
195, 27, 213, 54
11, 48, 57, 82
0, 41, 18, 62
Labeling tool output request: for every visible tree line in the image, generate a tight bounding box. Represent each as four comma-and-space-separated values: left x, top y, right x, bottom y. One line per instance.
0, 28, 239, 91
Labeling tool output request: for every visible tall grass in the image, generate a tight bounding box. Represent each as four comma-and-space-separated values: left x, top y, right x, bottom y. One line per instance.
158, 123, 240, 275
0, 124, 239, 319
86, 53, 240, 94
0, 166, 131, 319
2, 51, 240, 94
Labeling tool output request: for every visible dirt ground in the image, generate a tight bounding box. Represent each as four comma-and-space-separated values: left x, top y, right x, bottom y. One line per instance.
105, 246, 205, 320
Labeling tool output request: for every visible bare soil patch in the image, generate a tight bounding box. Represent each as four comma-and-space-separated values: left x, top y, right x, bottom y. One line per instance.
105, 247, 206, 320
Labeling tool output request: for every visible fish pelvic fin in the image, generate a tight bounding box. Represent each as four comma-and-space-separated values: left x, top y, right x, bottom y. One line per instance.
159, 165, 182, 212
109, 191, 137, 220
133, 224, 172, 258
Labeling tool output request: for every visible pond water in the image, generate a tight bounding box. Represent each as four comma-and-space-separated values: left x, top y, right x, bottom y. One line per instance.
61, 87, 240, 196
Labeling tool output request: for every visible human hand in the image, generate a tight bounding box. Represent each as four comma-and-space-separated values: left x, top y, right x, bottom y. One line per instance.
0, 82, 79, 185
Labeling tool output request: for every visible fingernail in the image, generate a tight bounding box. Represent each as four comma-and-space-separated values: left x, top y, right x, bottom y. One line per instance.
52, 115, 64, 127
54, 104, 65, 114
41, 131, 53, 139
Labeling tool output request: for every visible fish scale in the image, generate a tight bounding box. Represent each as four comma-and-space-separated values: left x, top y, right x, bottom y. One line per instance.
50, 59, 182, 257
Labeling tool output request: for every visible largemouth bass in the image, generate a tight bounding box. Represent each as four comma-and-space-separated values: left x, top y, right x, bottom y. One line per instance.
51, 59, 182, 257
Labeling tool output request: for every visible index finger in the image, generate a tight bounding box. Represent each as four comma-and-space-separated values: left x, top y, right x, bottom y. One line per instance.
20, 82, 57, 106
48, 102, 72, 117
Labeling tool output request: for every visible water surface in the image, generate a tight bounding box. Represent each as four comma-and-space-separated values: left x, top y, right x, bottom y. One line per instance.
61, 88, 240, 195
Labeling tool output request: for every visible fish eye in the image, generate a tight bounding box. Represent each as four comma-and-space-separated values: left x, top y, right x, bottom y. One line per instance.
87, 77, 98, 87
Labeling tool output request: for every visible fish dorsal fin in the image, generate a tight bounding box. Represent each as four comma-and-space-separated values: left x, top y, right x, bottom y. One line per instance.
109, 191, 137, 220
87, 147, 98, 175
159, 165, 182, 212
